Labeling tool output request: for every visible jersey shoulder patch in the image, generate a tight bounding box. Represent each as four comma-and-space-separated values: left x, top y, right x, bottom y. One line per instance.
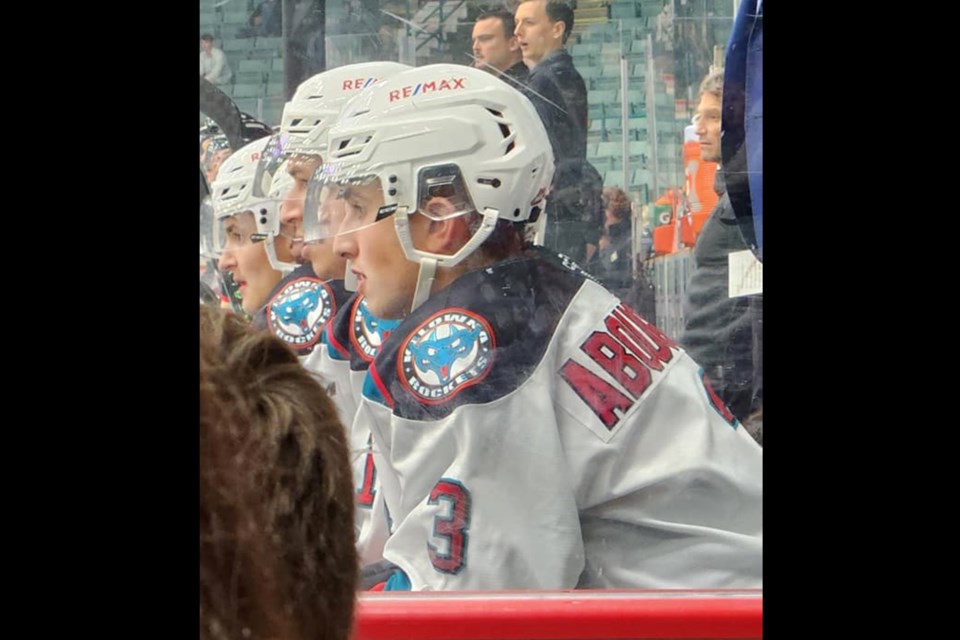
371, 256, 585, 420
396, 308, 496, 406
350, 296, 403, 365
266, 276, 337, 355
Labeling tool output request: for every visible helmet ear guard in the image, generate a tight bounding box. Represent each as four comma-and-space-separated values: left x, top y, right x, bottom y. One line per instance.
416, 164, 476, 221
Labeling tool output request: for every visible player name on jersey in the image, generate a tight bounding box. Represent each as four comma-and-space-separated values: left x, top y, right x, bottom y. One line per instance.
561, 303, 677, 430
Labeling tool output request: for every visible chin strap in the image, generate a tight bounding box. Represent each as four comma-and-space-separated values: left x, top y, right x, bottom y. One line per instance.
266, 239, 296, 275
411, 257, 437, 313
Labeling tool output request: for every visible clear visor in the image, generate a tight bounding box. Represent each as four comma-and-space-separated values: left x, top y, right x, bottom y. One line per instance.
302, 163, 476, 241
303, 170, 386, 242
214, 210, 269, 254
201, 134, 230, 168
254, 132, 296, 198
268, 167, 295, 200
200, 196, 218, 259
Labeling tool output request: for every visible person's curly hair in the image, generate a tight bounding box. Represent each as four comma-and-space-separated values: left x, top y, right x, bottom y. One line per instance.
199, 305, 357, 640
602, 186, 631, 222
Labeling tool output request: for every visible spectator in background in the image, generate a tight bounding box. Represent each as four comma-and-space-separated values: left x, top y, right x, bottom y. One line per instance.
290, 1, 327, 78
594, 186, 634, 298
373, 21, 399, 61
199, 304, 357, 640
238, 0, 282, 38
200, 34, 232, 88
514, 0, 601, 266
471, 10, 528, 83
680, 68, 761, 433
515, 0, 586, 132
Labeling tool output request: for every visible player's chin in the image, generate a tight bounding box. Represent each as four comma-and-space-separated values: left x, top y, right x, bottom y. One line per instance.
240, 297, 258, 316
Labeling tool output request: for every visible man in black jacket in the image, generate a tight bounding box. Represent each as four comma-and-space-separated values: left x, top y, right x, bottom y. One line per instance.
680, 68, 761, 436
471, 10, 529, 84
515, 0, 601, 266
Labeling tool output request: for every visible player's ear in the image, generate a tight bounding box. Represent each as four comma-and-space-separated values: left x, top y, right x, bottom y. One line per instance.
424, 215, 471, 255
413, 197, 472, 255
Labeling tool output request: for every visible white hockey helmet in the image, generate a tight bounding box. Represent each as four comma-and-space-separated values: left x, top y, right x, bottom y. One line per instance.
206, 136, 297, 273
304, 63, 555, 310
281, 61, 412, 157
254, 62, 413, 198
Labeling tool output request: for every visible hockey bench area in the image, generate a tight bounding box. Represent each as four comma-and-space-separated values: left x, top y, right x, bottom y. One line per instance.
354, 589, 763, 639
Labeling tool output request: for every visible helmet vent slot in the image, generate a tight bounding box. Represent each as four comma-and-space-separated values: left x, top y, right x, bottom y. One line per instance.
334, 134, 374, 158
486, 108, 515, 155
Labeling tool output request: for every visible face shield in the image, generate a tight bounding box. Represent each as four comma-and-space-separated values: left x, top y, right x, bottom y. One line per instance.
209, 200, 291, 258
254, 132, 295, 199
302, 172, 384, 243
269, 167, 295, 200
200, 196, 218, 261
303, 162, 491, 308
213, 209, 269, 256
301, 169, 382, 289
302, 163, 478, 242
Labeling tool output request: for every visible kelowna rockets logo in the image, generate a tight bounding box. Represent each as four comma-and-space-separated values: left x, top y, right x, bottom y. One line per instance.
399, 308, 495, 404
351, 296, 401, 362
268, 278, 334, 351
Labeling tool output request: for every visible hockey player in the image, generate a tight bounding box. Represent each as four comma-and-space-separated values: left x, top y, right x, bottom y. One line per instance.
301, 179, 402, 567
308, 64, 763, 591
202, 136, 298, 318
246, 63, 412, 566
249, 61, 411, 358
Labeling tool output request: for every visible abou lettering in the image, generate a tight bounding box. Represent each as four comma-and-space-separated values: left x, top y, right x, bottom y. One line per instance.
561, 304, 676, 430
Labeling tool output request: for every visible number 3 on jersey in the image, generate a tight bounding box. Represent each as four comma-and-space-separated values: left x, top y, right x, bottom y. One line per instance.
427, 479, 471, 574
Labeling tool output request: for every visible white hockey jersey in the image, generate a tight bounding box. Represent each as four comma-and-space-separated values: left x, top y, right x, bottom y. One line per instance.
356, 250, 763, 590
302, 293, 401, 565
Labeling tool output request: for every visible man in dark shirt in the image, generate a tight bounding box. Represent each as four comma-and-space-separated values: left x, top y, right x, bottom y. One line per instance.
680, 68, 761, 434
514, 0, 600, 266
471, 10, 529, 84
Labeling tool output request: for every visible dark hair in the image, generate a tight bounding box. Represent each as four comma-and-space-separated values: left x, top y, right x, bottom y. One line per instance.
200, 33, 215, 42
476, 9, 517, 39
481, 218, 527, 261
199, 305, 358, 640
544, 1, 575, 45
